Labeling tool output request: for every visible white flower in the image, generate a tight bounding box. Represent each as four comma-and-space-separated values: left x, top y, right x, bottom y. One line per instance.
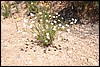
40, 3, 43, 6
65, 24, 69, 27
46, 20, 49, 22
54, 20, 57, 24
39, 12, 42, 15
58, 14, 60, 16
52, 16, 55, 18
61, 17, 64, 20
46, 33, 49, 36
47, 36, 50, 39
30, 13, 34, 17
70, 22, 74, 24
29, 24, 33, 28
43, 10, 46, 13
31, 21, 35, 23
31, 2, 33, 4
45, 15, 47, 17
71, 18, 74, 21
42, 29, 45, 31
51, 23, 54, 25
74, 19, 77, 23
45, 40, 48, 43
68, 20, 71, 22
48, 20, 50, 23
23, 23, 26, 28
66, 29, 70, 33
56, 13, 58, 15
58, 23, 62, 27
58, 19, 60, 22
53, 26, 57, 31
61, 26, 65, 29
56, 16, 58, 18
24, 18, 28, 23
34, 17, 37, 19
58, 27, 60, 29
40, 19, 43, 22
49, 15, 51, 17
41, 15, 43, 18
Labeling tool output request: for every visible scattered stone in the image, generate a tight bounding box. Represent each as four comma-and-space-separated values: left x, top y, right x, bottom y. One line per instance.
25, 50, 27, 52
31, 40, 34, 42
31, 42, 34, 44
59, 48, 62, 50
44, 50, 46, 54
58, 45, 61, 47
31, 46, 34, 48
26, 46, 28, 49
25, 44, 29, 46
20, 48, 24, 51
54, 49, 56, 51
63, 38, 69, 41
52, 46, 56, 48
33, 50, 36, 52
30, 47, 32, 49
51, 45, 58, 49
48, 49, 50, 51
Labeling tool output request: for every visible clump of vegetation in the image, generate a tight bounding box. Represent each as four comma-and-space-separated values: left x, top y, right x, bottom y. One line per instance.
1, 1, 12, 18
24, 1, 39, 16
1, 1, 19, 18
23, 1, 68, 47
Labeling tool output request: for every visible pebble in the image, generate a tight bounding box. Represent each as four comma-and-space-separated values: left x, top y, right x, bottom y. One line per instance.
25, 50, 27, 52
21, 48, 24, 51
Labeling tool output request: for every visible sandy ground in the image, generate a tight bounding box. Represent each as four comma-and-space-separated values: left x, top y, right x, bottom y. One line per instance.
1, 1, 99, 66
1, 14, 99, 66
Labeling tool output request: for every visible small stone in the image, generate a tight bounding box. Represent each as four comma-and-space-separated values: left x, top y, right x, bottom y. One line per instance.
48, 49, 50, 51
25, 50, 27, 52
31, 42, 34, 44
55, 46, 58, 50
25, 44, 29, 46
21, 48, 24, 51
44, 50, 46, 54
59, 48, 62, 50
26, 46, 28, 49
52, 46, 56, 48
64, 38, 69, 41
31, 46, 34, 48
31, 40, 34, 42
58, 45, 61, 47
34, 50, 36, 52
54, 49, 56, 51
30, 47, 32, 49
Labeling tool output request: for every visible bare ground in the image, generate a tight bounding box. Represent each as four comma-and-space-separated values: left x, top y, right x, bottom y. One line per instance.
1, 13, 99, 66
